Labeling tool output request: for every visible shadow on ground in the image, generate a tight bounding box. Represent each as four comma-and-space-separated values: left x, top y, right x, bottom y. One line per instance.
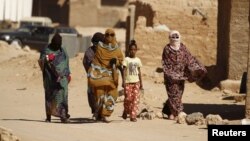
1, 118, 45, 123
183, 103, 245, 120
1, 117, 96, 124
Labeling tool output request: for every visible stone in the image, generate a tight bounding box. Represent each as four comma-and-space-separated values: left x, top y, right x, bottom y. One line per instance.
145, 112, 156, 120
155, 112, 163, 119
241, 118, 250, 125
220, 79, 241, 93
118, 89, 124, 96
23, 46, 30, 52
116, 95, 124, 103
177, 112, 187, 124
234, 95, 246, 102
222, 89, 234, 95
211, 87, 220, 92
186, 112, 205, 125
0, 126, 20, 141
206, 114, 223, 125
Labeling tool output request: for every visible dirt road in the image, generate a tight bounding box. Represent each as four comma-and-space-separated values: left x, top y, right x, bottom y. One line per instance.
0, 44, 245, 141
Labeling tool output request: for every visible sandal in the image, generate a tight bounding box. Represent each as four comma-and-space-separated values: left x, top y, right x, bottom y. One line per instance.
122, 112, 127, 120
130, 118, 137, 122
45, 115, 51, 122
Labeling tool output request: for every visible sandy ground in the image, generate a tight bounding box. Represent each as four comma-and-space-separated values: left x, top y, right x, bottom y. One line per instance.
0, 38, 245, 141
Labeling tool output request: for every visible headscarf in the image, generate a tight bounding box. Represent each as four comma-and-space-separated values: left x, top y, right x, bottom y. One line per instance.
91, 32, 104, 46
104, 28, 117, 46
50, 33, 62, 51
169, 30, 181, 50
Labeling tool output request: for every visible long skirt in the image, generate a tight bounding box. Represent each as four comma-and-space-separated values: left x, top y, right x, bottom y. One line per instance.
123, 82, 140, 119
93, 85, 118, 117
87, 85, 96, 114
162, 80, 185, 116
45, 77, 69, 119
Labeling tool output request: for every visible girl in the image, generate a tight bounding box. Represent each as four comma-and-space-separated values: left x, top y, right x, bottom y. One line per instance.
122, 40, 143, 122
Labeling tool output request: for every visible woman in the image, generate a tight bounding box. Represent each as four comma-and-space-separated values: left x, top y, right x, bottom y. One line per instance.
39, 33, 71, 123
161, 30, 207, 120
83, 32, 104, 115
88, 29, 124, 122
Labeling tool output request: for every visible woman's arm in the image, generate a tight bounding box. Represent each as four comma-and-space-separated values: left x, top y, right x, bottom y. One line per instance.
138, 67, 143, 89
122, 66, 127, 88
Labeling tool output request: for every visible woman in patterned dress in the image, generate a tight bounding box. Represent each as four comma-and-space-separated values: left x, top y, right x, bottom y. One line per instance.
88, 29, 124, 122
39, 33, 71, 123
161, 30, 207, 120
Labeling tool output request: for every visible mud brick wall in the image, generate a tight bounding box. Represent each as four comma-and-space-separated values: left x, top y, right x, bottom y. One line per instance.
228, 0, 249, 79
246, 0, 250, 119
130, 0, 218, 67
69, 0, 128, 27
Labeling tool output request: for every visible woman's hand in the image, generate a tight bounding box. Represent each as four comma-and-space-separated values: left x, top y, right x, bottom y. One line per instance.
46, 53, 55, 61
67, 75, 71, 83
140, 83, 143, 90
122, 81, 125, 88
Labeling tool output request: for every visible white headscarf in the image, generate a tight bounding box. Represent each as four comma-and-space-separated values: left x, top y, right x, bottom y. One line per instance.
169, 30, 181, 50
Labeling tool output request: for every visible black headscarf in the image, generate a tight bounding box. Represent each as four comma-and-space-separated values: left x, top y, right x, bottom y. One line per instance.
91, 32, 104, 46
50, 33, 62, 51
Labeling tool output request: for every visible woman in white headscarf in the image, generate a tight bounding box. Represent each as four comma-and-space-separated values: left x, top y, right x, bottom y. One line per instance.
161, 30, 207, 120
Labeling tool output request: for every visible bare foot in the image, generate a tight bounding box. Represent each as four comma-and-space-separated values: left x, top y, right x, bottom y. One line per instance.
102, 116, 111, 123
168, 114, 175, 120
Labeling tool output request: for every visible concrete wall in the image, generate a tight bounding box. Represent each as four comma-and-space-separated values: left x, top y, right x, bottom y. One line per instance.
228, 0, 249, 80
49, 34, 91, 58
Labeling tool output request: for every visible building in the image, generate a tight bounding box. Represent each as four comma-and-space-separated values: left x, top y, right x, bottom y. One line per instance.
0, 0, 33, 22
1, 0, 129, 27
